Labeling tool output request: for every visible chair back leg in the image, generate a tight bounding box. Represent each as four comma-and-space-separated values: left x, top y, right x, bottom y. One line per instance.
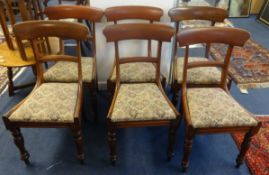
107, 121, 117, 165
167, 118, 182, 161
71, 126, 85, 164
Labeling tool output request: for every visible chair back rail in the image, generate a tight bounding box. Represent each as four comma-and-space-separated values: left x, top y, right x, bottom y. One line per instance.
44, 5, 103, 22
104, 6, 163, 22
177, 27, 250, 91
169, 6, 228, 23
13, 20, 88, 40
103, 23, 174, 42
103, 23, 175, 87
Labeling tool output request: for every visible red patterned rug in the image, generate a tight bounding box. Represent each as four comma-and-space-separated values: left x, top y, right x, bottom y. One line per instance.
232, 116, 269, 175
210, 40, 269, 90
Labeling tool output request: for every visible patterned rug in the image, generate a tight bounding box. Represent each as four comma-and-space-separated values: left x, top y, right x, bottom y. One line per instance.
232, 116, 269, 175
210, 40, 269, 90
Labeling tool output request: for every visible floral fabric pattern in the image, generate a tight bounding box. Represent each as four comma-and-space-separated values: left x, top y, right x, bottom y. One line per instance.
9, 83, 78, 123
186, 88, 258, 128
175, 57, 221, 84
44, 57, 93, 83
110, 62, 156, 83
111, 83, 177, 122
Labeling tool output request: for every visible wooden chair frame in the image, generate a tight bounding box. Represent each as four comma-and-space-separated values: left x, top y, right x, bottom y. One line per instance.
103, 23, 181, 165
44, 5, 103, 122
176, 27, 261, 171
104, 6, 167, 94
168, 6, 229, 106
0, 0, 49, 96
2, 20, 89, 165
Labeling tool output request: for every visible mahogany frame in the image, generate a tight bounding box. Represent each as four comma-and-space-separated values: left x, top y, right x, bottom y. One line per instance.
103, 23, 181, 165
104, 6, 167, 95
176, 27, 261, 171
2, 20, 89, 165
44, 5, 103, 122
168, 6, 229, 107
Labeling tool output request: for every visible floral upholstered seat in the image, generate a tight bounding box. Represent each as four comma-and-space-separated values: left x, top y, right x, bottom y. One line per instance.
111, 83, 177, 122
9, 83, 78, 123
44, 57, 93, 83
109, 62, 156, 83
175, 57, 221, 84
187, 88, 258, 128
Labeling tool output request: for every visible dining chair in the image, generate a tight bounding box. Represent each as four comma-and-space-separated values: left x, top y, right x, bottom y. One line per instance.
176, 27, 261, 171
103, 23, 181, 165
3, 20, 88, 164
168, 6, 229, 106
44, 5, 103, 122
104, 6, 166, 94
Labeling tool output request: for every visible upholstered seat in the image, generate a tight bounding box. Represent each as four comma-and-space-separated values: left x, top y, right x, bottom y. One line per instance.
9, 83, 78, 123
44, 57, 93, 83
175, 57, 221, 84
111, 83, 177, 122
187, 88, 258, 128
110, 62, 156, 83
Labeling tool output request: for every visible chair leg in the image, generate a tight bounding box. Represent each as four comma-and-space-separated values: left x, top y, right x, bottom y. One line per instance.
81, 95, 87, 121
167, 118, 181, 161
91, 81, 98, 123
7, 67, 14, 96
108, 121, 117, 166
10, 128, 30, 165
161, 77, 166, 90
181, 127, 195, 172
71, 126, 85, 164
172, 81, 180, 106
227, 78, 232, 90
107, 80, 115, 105
236, 127, 257, 168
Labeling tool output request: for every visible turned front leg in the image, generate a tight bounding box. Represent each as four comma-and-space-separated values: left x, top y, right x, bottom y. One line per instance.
10, 128, 30, 165
181, 127, 195, 172
91, 81, 98, 123
71, 127, 85, 164
108, 122, 117, 166
236, 126, 260, 168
